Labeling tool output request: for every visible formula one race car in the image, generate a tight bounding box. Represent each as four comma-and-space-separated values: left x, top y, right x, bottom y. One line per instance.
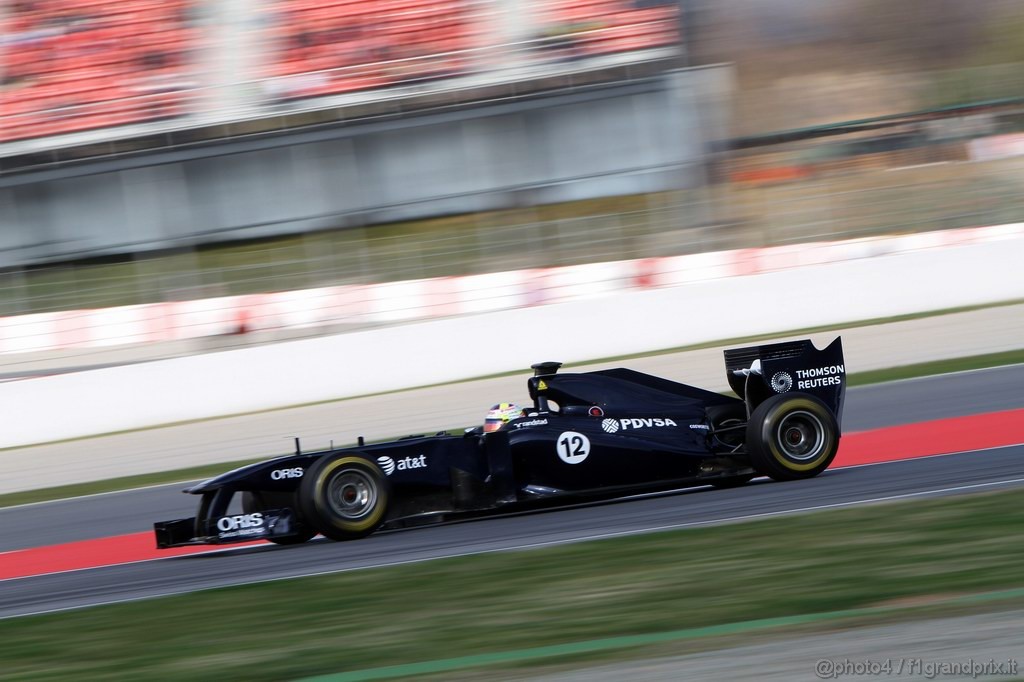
155, 337, 846, 548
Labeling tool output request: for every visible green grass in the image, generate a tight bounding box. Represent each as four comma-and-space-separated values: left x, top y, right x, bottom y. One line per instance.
0, 463, 264, 509
848, 348, 1024, 386
573, 298, 1024, 370
4, 488, 1024, 681
2, 344, 1022, 510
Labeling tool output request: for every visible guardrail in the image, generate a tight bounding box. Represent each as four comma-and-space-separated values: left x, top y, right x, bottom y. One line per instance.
2, 222, 1022, 449
1, 222, 1019, 356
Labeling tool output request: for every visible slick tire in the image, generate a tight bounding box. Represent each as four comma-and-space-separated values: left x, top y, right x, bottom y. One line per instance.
299, 455, 390, 541
241, 491, 318, 545
746, 393, 839, 481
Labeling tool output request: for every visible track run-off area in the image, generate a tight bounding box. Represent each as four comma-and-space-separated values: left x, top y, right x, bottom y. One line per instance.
2, 365, 1023, 619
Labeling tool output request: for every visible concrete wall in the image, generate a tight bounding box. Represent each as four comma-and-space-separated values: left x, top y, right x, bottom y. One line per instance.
0, 222, 1014, 354
0, 71, 714, 267
2, 225, 1022, 448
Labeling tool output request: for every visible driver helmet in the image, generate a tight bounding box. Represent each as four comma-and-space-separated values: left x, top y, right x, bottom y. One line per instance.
484, 402, 526, 432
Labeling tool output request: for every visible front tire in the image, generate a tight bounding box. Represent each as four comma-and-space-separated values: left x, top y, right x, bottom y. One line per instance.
746, 393, 839, 481
299, 455, 390, 541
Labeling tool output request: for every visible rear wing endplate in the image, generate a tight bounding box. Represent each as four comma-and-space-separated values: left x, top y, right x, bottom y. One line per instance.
724, 337, 846, 429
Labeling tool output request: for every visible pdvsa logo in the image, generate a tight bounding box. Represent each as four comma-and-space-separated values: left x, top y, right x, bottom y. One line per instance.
603, 418, 678, 433
217, 513, 263, 532
271, 467, 303, 480
377, 455, 427, 476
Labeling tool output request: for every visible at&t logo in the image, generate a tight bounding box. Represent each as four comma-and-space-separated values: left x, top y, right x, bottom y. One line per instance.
376, 455, 428, 476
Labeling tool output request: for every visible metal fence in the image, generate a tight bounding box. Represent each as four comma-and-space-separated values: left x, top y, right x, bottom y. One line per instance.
3, 148, 1024, 321
0, 189, 711, 316
727, 154, 1024, 246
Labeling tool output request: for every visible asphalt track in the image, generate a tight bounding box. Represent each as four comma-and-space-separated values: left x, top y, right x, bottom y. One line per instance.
5, 364, 1023, 551
7, 302, 1024, 496
2, 367, 1024, 619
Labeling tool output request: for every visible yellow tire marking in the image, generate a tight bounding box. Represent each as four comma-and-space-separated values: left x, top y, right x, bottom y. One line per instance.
314, 457, 387, 532
768, 399, 834, 472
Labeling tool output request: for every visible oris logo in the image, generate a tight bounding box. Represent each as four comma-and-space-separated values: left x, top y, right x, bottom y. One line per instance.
770, 371, 793, 393
270, 467, 303, 480
216, 513, 263, 532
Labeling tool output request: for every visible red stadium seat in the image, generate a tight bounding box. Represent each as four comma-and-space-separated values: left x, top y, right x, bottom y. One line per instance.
2, 0, 678, 141
257, 0, 483, 102
2, 0, 200, 141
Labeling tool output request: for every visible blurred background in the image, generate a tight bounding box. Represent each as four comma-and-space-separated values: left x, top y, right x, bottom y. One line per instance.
2, 0, 1024, 355
4, 6, 1024, 677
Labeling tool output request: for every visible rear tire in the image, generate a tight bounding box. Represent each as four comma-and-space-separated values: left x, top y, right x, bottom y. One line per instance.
242, 491, 318, 545
299, 455, 390, 541
746, 393, 839, 481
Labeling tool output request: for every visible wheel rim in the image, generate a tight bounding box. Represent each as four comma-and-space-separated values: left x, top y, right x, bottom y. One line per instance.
775, 410, 825, 461
325, 469, 377, 520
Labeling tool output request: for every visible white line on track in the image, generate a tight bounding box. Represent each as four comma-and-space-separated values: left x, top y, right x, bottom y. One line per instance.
834, 441, 1024, 469
3, 364, 1023, 511
0, 479, 205, 512
4, 463, 1024, 620
850, 361, 1024, 389
4, 432, 1022, 514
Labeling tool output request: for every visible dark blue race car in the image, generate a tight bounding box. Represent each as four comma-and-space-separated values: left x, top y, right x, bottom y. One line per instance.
155, 337, 846, 548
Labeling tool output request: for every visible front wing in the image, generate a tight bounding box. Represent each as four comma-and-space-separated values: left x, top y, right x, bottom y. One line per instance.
154, 507, 301, 548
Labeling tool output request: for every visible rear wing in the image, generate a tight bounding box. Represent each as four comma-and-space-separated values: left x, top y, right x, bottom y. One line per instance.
724, 337, 846, 429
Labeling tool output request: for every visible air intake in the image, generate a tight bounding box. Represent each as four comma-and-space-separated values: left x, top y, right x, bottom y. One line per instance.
531, 361, 562, 377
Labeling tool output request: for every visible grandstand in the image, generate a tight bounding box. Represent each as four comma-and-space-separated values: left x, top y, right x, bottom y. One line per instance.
1, 0, 680, 145
1, 0, 200, 142
4, 1, 1024, 367
0, 0, 697, 356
